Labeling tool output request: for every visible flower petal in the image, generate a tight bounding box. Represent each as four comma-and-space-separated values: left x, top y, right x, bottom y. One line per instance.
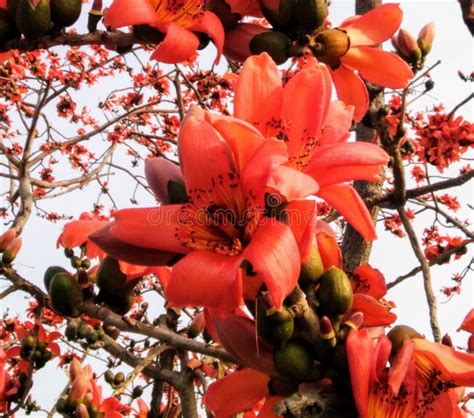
306, 142, 388, 188
204, 369, 270, 418
89, 224, 177, 266
281, 64, 332, 157
207, 113, 264, 172
104, 0, 158, 28
319, 100, 354, 146
110, 205, 188, 253
340, 3, 403, 46
234, 52, 283, 136
351, 263, 387, 299
330, 65, 369, 122
191, 11, 225, 64
286, 200, 317, 263
457, 309, 474, 333
346, 329, 371, 418
317, 184, 376, 241
267, 165, 319, 201
243, 219, 300, 310
164, 251, 243, 309
413, 338, 474, 387
351, 294, 397, 327
316, 230, 342, 270
341, 46, 413, 89
178, 106, 235, 199
150, 23, 200, 63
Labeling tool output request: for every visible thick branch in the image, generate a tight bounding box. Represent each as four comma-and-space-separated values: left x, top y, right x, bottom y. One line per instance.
1, 30, 139, 54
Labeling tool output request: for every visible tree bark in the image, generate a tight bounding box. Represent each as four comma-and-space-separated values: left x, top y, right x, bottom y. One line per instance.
341, 0, 383, 273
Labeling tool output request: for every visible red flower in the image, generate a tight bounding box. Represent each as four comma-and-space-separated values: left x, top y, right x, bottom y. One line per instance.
346, 329, 474, 418
233, 53, 389, 240
349, 264, 396, 327
92, 105, 312, 310
104, 0, 224, 64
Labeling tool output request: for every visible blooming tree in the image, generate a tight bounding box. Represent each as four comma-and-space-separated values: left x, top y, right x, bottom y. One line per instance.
0, 0, 473, 417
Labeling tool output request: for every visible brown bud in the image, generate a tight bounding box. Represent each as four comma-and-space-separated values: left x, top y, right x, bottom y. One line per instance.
310, 28, 350, 68
387, 325, 423, 355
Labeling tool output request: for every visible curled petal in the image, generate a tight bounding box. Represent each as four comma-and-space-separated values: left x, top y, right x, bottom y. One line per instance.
330, 65, 369, 122
341, 46, 413, 89
319, 101, 354, 146
150, 24, 200, 63
457, 309, 474, 333
316, 230, 342, 271
341, 3, 403, 46
351, 294, 396, 327
286, 200, 317, 263
191, 11, 225, 64
317, 184, 376, 241
352, 264, 387, 299
145, 157, 183, 204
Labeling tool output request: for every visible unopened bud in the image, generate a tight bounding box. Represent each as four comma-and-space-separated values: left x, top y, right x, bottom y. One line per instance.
317, 267, 353, 316
75, 403, 90, 418
224, 23, 270, 63
441, 333, 453, 347
299, 246, 324, 283
274, 339, 314, 381
397, 28, 421, 64
187, 312, 205, 338
15, 0, 52, 40
260, 0, 296, 31
2, 236, 22, 264
50, 0, 82, 28
310, 28, 350, 67
387, 325, 423, 355
249, 30, 291, 65
295, 0, 327, 32
0, 228, 18, 252
468, 334, 474, 353
417, 21, 435, 57
145, 157, 186, 204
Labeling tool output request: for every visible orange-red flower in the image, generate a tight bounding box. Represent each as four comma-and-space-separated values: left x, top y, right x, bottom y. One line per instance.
104, 0, 224, 64
346, 329, 474, 418
91, 105, 315, 310
233, 53, 389, 240
324, 4, 413, 120
349, 264, 396, 327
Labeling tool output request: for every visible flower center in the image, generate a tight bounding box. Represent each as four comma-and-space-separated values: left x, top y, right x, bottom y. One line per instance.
175, 173, 261, 256
148, 0, 204, 28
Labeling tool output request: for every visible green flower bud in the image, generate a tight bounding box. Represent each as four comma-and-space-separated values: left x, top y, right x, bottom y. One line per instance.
113, 371, 125, 385
15, 0, 51, 40
104, 370, 115, 384
260, 0, 296, 31
317, 267, 353, 316
43, 266, 68, 291
257, 300, 294, 344
295, 0, 328, 33
274, 339, 313, 381
299, 246, 324, 283
48, 272, 84, 318
249, 30, 290, 65
50, 0, 81, 28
